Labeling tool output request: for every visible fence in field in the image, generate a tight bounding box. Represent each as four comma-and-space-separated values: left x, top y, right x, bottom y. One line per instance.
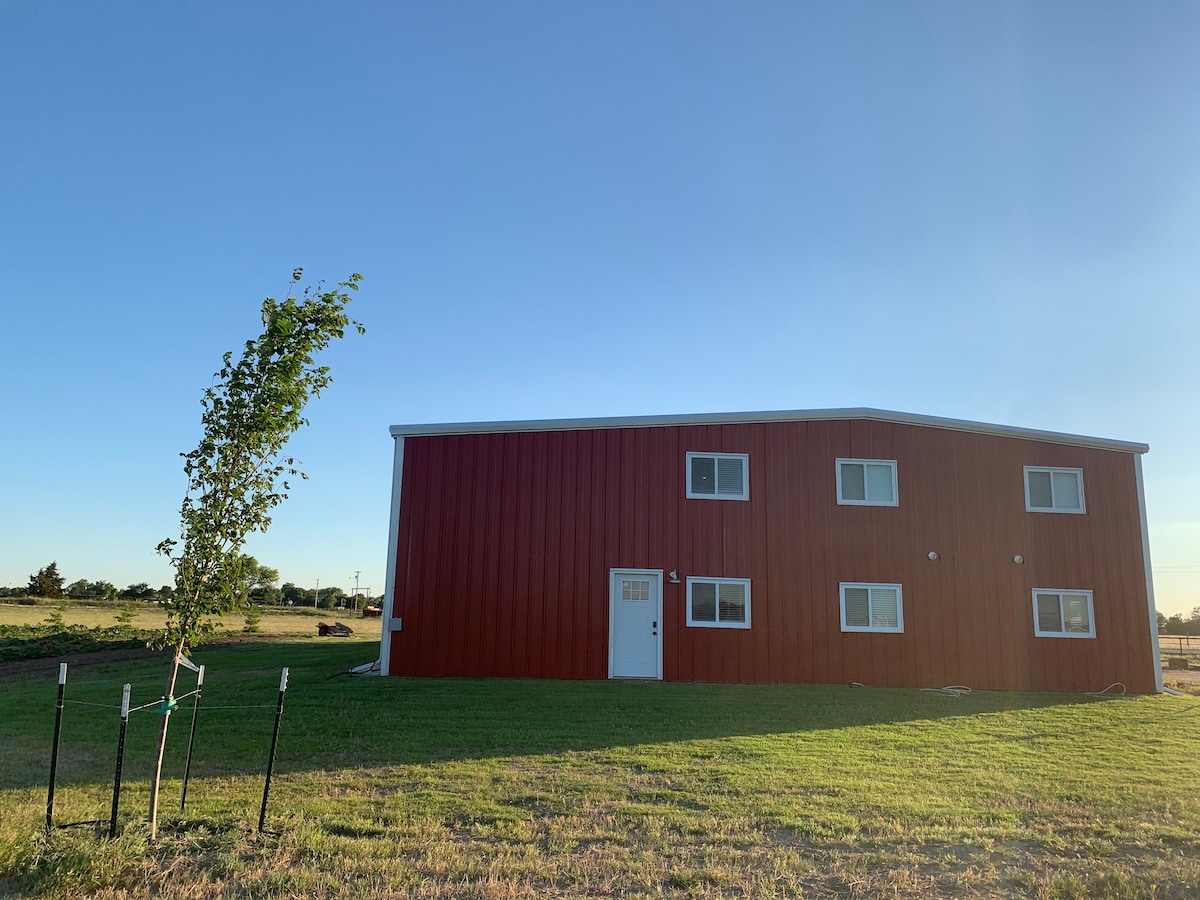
1160, 634, 1200, 656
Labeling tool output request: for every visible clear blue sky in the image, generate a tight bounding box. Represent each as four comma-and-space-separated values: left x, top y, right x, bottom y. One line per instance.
1, 2, 1197, 614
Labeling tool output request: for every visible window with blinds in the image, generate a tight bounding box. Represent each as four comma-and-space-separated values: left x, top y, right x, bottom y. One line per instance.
839, 583, 904, 633
1024, 467, 1085, 514
686, 577, 751, 628
686, 452, 749, 501
1032, 589, 1095, 638
836, 458, 899, 506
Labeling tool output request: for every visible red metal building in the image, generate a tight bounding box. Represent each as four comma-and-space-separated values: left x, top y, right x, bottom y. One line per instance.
380, 409, 1162, 693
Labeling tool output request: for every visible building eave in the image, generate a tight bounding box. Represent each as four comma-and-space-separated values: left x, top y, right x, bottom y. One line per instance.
389, 407, 1149, 455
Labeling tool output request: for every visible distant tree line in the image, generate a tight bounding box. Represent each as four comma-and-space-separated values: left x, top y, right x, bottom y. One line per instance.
1158, 608, 1200, 636
5, 560, 378, 609
5, 562, 176, 602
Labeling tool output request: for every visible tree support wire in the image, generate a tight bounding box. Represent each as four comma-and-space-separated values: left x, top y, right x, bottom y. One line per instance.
55, 819, 106, 829
63, 699, 122, 709
109, 684, 131, 838
180, 665, 206, 813
258, 667, 289, 834
45, 663, 67, 835
42, 657, 292, 838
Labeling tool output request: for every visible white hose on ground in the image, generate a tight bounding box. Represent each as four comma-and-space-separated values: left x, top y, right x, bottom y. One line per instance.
920, 685, 973, 697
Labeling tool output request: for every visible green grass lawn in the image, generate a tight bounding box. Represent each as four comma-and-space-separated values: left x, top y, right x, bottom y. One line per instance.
2, 638, 1198, 898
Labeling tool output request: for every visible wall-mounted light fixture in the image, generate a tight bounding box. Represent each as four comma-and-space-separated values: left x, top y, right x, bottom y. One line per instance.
668, 570, 681, 583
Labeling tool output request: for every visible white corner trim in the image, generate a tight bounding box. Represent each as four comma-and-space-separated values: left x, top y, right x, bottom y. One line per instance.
379, 435, 405, 677
389, 407, 1149, 455
1134, 455, 1164, 692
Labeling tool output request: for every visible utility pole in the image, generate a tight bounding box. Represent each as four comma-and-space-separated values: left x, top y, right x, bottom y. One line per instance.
351, 571, 361, 611
314, 578, 320, 609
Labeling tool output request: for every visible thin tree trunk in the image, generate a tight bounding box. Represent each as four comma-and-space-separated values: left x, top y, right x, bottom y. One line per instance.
147, 646, 182, 841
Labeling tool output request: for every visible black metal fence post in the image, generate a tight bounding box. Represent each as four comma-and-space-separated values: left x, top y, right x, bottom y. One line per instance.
258, 667, 288, 834
109, 683, 131, 838
45, 663, 67, 835
179, 664, 205, 813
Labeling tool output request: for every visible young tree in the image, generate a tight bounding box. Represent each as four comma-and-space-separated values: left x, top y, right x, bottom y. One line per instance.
27, 562, 66, 599
242, 603, 263, 633
148, 269, 363, 839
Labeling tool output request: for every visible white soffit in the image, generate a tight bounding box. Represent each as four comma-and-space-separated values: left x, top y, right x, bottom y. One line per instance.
389, 408, 1149, 455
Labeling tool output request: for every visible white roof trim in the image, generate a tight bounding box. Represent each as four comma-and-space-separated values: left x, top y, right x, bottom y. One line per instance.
389, 407, 1149, 454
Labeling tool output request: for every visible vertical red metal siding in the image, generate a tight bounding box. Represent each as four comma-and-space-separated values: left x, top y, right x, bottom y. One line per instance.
388, 420, 1157, 692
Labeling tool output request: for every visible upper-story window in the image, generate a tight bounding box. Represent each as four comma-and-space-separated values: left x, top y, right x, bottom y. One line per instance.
1024, 466, 1085, 514
836, 459, 898, 506
686, 452, 749, 501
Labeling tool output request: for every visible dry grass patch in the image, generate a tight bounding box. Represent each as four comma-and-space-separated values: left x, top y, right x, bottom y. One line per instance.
0, 602, 370, 637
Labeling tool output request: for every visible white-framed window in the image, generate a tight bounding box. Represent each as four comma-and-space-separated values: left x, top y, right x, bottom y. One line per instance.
686, 452, 749, 501
839, 582, 903, 633
1032, 589, 1095, 638
1024, 466, 1085, 514
686, 577, 751, 628
836, 458, 898, 506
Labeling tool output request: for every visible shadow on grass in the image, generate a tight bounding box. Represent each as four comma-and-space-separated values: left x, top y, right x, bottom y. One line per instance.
0, 636, 1148, 792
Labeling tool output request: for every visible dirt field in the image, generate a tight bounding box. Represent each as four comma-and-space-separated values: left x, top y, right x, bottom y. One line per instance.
1162, 668, 1200, 695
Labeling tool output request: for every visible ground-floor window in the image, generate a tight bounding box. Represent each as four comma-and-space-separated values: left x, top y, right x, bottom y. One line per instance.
840, 582, 904, 633
1032, 589, 1095, 638
686, 577, 751, 628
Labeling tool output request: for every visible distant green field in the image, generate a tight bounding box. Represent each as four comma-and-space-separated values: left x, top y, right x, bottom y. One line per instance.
2, 638, 1198, 898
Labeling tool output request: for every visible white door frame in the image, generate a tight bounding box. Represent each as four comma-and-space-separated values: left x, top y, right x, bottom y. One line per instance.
608, 568, 664, 680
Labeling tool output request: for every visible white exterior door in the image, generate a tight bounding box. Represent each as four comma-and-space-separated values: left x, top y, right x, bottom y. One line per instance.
609, 569, 663, 679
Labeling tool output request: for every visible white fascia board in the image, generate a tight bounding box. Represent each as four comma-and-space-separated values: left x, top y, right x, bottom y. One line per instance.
389, 407, 1149, 455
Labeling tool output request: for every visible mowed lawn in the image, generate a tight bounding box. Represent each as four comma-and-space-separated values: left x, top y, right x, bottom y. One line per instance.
1, 639, 1198, 899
